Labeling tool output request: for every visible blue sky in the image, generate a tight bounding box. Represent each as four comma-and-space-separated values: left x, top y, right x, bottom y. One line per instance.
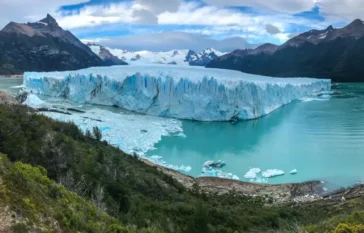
0, 0, 360, 51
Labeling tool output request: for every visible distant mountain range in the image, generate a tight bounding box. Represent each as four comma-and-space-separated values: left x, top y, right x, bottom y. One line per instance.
87, 43, 226, 66
207, 19, 364, 82
0, 15, 121, 75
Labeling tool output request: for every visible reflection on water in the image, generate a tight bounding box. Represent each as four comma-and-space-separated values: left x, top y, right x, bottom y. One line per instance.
148, 84, 364, 189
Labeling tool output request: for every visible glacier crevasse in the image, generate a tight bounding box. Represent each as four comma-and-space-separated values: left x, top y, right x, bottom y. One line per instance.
24, 65, 331, 121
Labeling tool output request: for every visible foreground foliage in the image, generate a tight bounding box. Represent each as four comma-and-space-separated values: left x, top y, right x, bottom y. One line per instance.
1, 104, 364, 232
0, 154, 131, 232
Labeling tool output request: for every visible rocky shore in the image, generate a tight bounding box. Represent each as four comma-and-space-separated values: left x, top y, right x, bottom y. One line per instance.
141, 159, 325, 204
0, 91, 17, 105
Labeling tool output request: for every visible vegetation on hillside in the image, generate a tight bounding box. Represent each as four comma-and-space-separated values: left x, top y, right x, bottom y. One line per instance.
1, 104, 364, 232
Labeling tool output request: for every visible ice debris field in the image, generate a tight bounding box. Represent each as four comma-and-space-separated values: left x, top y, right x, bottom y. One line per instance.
24, 65, 331, 121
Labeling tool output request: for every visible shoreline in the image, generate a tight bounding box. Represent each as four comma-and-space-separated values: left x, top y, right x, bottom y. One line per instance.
143, 158, 364, 205
0, 75, 23, 79
141, 158, 325, 204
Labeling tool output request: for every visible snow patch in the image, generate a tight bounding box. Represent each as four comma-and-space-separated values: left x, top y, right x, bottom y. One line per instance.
318, 32, 328, 39
37, 21, 48, 26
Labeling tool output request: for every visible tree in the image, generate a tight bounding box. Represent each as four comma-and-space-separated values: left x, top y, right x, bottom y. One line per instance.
85, 129, 92, 138
93, 127, 102, 141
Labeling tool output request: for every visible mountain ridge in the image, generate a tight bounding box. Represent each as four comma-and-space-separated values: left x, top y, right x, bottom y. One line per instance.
0, 14, 120, 75
207, 19, 364, 82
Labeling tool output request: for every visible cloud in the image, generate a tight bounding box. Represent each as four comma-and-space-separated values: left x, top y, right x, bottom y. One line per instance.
132, 9, 158, 25
265, 24, 281, 34
201, 0, 315, 14
83, 31, 257, 52
135, 0, 181, 14
0, 0, 87, 28
317, 0, 364, 21
132, 0, 181, 25
288, 32, 301, 38
158, 1, 257, 27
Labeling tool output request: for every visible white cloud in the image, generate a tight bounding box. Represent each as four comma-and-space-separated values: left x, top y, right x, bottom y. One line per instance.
57, 2, 135, 29
0, 0, 87, 28
136, 0, 181, 14
201, 0, 316, 14
317, 0, 364, 21
83, 31, 256, 52
159, 2, 258, 27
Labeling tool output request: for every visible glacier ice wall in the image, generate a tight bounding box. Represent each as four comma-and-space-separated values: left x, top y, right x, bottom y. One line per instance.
24, 65, 331, 121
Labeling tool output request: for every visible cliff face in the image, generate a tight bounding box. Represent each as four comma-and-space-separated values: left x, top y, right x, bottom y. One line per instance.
0, 14, 107, 75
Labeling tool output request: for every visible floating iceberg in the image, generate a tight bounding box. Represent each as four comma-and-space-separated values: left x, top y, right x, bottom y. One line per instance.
203, 160, 226, 169
244, 168, 261, 179
24, 65, 331, 121
290, 169, 298, 174
201, 167, 239, 180
244, 168, 286, 183
261, 169, 285, 178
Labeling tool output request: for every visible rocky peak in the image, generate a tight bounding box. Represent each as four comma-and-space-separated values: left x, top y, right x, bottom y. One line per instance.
347, 19, 364, 29
39, 14, 59, 27
28, 14, 60, 30
1, 22, 43, 37
326, 25, 334, 31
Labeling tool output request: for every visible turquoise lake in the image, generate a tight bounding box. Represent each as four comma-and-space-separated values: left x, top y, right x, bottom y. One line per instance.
2, 78, 364, 189
147, 83, 364, 188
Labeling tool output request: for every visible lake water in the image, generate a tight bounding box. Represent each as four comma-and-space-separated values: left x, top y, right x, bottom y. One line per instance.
0, 77, 23, 94
148, 83, 364, 188
2, 78, 364, 189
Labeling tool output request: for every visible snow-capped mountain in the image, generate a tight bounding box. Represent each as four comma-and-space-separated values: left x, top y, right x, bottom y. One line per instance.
87, 44, 226, 66
87, 43, 127, 66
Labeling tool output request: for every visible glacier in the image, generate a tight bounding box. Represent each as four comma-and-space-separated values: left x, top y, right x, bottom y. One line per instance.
24, 64, 331, 121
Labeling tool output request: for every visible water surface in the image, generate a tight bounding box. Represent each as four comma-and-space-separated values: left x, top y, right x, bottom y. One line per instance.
0, 77, 23, 94
148, 84, 364, 188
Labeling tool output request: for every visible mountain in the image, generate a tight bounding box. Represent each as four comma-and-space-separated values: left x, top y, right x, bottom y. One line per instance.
207, 19, 364, 82
88, 43, 128, 66
0, 14, 112, 75
207, 43, 278, 71
87, 44, 226, 66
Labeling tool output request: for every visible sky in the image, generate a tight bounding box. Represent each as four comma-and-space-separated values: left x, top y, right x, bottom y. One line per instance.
0, 0, 361, 52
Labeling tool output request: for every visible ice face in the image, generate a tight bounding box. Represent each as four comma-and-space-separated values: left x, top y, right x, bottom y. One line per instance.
24, 64, 332, 121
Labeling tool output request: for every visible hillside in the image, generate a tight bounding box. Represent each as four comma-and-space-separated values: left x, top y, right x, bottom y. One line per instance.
0, 154, 130, 233
1, 100, 364, 232
207, 20, 364, 82
0, 15, 115, 75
